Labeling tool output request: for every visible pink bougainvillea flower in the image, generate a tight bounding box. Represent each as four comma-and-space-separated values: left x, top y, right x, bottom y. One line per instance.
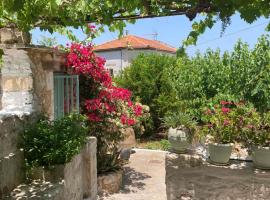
221, 107, 230, 114
133, 104, 143, 116
223, 119, 230, 126
127, 118, 136, 126
121, 115, 128, 125
66, 42, 143, 127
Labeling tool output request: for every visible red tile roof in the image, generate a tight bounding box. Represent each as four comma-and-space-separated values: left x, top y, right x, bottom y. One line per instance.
93, 35, 177, 53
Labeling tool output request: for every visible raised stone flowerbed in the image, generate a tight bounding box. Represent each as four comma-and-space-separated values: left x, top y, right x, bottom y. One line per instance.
166, 152, 270, 200
97, 170, 123, 195
8, 137, 97, 200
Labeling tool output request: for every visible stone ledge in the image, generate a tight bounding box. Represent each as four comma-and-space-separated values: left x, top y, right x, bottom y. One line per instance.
166, 152, 270, 200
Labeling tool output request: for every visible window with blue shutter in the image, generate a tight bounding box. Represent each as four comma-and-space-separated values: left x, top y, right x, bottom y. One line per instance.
53, 74, 79, 119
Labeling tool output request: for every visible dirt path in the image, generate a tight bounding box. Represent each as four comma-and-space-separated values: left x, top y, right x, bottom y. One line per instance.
98, 149, 167, 200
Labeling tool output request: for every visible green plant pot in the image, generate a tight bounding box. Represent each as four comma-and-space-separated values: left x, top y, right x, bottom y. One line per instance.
208, 143, 233, 164
252, 147, 270, 170
168, 127, 190, 153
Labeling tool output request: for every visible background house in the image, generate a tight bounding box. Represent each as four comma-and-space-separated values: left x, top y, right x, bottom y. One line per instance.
94, 35, 177, 76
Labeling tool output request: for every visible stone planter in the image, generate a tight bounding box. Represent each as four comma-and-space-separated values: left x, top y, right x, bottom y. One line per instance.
97, 170, 123, 194
252, 146, 270, 169
208, 143, 233, 164
19, 137, 97, 200
168, 127, 190, 153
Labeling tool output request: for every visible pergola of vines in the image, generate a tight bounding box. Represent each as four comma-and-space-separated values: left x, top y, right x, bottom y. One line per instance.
1, 0, 269, 46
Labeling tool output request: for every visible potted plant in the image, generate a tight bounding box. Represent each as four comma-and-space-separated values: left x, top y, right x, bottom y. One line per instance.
241, 112, 270, 169
163, 111, 197, 153
201, 101, 237, 164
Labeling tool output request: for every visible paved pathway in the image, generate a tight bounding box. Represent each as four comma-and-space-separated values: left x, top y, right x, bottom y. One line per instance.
99, 149, 167, 200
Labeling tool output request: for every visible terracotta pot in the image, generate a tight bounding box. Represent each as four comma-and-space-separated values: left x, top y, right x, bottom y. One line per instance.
252, 147, 270, 170
208, 143, 233, 164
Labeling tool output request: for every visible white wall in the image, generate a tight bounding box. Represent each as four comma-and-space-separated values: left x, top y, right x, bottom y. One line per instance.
96, 49, 175, 76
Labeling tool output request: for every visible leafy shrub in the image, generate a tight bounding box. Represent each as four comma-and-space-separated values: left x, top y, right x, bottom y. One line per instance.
240, 111, 270, 148
23, 114, 88, 167
115, 53, 178, 131
201, 101, 260, 144
167, 35, 270, 119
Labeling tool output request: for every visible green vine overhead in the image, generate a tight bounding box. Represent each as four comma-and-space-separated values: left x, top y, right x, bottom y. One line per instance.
0, 0, 269, 45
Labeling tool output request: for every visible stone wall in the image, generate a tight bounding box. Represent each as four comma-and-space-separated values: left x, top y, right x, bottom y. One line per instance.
0, 28, 67, 198
166, 153, 270, 200
8, 137, 97, 200
0, 113, 34, 198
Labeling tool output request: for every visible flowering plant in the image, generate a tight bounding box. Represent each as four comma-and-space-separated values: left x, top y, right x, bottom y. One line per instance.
201, 101, 260, 144
240, 112, 270, 148
66, 41, 149, 172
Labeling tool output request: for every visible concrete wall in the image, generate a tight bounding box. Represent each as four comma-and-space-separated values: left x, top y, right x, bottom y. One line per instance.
96, 49, 175, 76
166, 153, 270, 200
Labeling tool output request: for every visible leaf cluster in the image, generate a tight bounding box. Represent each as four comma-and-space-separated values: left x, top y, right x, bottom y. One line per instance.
23, 113, 88, 167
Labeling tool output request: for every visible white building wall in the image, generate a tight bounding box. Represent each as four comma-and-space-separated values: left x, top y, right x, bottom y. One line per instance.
96, 49, 175, 76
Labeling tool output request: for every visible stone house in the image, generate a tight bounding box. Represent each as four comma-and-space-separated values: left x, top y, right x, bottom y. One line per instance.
0, 28, 97, 199
94, 35, 177, 76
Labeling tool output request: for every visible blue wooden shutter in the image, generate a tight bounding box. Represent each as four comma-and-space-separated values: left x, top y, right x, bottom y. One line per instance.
54, 74, 79, 119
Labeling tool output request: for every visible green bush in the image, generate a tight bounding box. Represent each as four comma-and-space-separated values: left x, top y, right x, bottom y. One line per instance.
116, 35, 270, 130
115, 53, 178, 131
167, 35, 270, 118
23, 114, 88, 167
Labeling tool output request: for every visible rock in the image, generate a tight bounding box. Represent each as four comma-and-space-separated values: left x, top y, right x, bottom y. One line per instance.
97, 170, 123, 195
119, 128, 136, 148
120, 148, 136, 161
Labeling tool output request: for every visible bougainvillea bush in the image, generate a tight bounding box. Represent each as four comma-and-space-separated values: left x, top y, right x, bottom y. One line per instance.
66, 41, 150, 173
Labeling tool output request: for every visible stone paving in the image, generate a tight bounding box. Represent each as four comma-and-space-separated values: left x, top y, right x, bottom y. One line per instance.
98, 149, 166, 200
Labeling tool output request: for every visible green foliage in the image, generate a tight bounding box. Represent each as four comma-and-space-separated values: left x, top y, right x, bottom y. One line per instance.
1, 1, 269, 45
23, 114, 88, 167
115, 53, 177, 130
162, 112, 197, 130
88, 122, 124, 174
201, 102, 260, 144
145, 139, 171, 151
168, 35, 270, 119
240, 111, 270, 148
117, 35, 270, 132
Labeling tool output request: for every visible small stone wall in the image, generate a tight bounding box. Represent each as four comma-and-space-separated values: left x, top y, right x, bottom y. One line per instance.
0, 113, 34, 199
9, 137, 97, 200
166, 153, 270, 200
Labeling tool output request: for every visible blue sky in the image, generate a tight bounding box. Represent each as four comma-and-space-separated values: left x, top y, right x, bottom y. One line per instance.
31, 14, 269, 56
